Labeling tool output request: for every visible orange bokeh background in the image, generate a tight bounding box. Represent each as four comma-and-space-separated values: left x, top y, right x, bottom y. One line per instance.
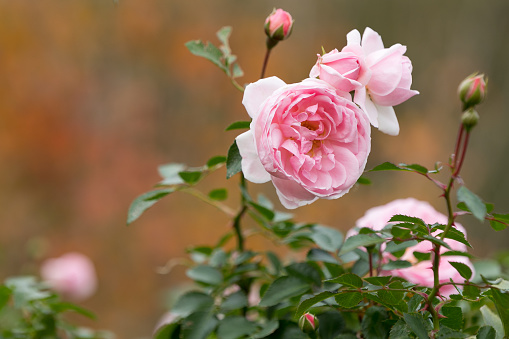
1, 0, 508, 337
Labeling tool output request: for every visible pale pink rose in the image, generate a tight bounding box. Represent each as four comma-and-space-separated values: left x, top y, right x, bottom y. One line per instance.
264, 9, 293, 41
40, 252, 97, 301
236, 77, 371, 209
310, 49, 370, 93
343, 27, 419, 135
348, 198, 474, 297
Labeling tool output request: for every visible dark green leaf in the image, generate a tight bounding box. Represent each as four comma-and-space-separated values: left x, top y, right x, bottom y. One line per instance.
476, 326, 496, 339
390, 227, 412, 240
381, 260, 412, 270
413, 251, 432, 261
295, 291, 336, 317
250, 320, 279, 339
127, 188, 174, 225
440, 306, 463, 330
377, 288, 405, 306
437, 227, 472, 248
285, 263, 322, 286
225, 121, 251, 131
310, 225, 343, 252
208, 188, 227, 201
335, 291, 362, 308
463, 284, 481, 299
206, 156, 227, 168
441, 250, 473, 258
317, 311, 346, 339
181, 311, 218, 339
217, 316, 257, 339
386, 240, 417, 255
489, 288, 509, 336
249, 201, 275, 221
403, 313, 431, 339
266, 251, 282, 275
154, 322, 180, 339
389, 215, 427, 228
457, 186, 487, 221
186, 265, 223, 286
436, 326, 467, 338
389, 319, 411, 339
369, 162, 404, 172
489, 219, 508, 231
421, 235, 451, 249
267, 320, 308, 339
400, 163, 428, 174
328, 273, 363, 288
259, 276, 310, 307
357, 176, 371, 185
226, 140, 242, 179
178, 171, 202, 184
339, 234, 385, 256
364, 276, 391, 287
307, 248, 339, 264
221, 291, 248, 312
407, 294, 424, 313
52, 302, 96, 319
172, 291, 214, 317
0, 285, 11, 311
361, 306, 390, 339
449, 261, 473, 280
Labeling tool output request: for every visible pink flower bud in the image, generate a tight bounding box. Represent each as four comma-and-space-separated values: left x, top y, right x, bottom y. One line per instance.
298, 313, 319, 334
458, 73, 487, 108
264, 9, 293, 42
40, 252, 97, 301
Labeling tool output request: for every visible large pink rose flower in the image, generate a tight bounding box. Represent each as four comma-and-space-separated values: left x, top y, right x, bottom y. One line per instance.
236, 77, 371, 209
348, 198, 473, 297
40, 252, 97, 301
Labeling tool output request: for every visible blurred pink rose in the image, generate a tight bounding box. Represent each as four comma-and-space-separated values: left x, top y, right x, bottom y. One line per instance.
236, 77, 371, 209
309, 49, 370, 93
40, 252, 97, 301
315, 27, 419, 136
349, 198, 473, 297
264, 8, 293, 41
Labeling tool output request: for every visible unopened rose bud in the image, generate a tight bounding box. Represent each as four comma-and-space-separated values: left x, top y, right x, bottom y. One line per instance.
298, 313, 319, 334
461, 108, 479, 131
458, 73, 487, 109
264, 9, 293, 48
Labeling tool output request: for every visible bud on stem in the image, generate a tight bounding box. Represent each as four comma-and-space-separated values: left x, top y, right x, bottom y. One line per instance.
461, 108, 479, 132
458, 73, 487, 109
299, 313, 319, 335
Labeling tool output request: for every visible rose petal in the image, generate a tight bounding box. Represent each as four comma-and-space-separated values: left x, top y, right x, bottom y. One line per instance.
271, 176, 318, 209
242, 77, 287, 119
236, 130, 271, 183
361, 27, 385, 55
374, 104, 399, 136
346, 29, 361, 46
370, 88, 419, 107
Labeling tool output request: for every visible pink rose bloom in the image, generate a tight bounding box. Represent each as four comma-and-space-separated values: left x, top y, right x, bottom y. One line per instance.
320, 27, 419, 136
348, 198, 474, 297
309, 49, 370, 93
236, 77, 371, 209
264, 8, 293, 41
40, 252, 97, 301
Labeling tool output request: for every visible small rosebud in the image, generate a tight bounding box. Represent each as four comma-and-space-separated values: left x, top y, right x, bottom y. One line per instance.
461, 108, 479, 131
299, 313, 319, 334
458, 73, 487, 108
264, 8, 293, 48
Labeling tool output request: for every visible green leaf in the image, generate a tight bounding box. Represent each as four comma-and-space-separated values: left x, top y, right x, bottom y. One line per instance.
403, 313, 431, 339
441, 250, 473, 258
154, 322, 180, 339
389, 319, 411, 339
421, 234, 451, 249
490, 219, 508, 231
361, 306, 390, 339
5, 276, 51, 307
249, 320, 279, 339
356, 176, 371, 185
185, 39, 226, 72
216, 26, 232, 51
285, 263, 322, 286
476, 326, 497, 339
364, 276, 392, 286
434, 224, 472, 248
480, 306, 504, 339
436, 326, 467, 338
0, 285, 12, 311
266, 251, 282, 275
217, 316, 257, 339
232, 63, 244, 78
413, 251, 432, 261
178, 170, 202, 184
389, 215, 427, 228
327, 273, 363, 288
463, 284, 481, 299
339, 234, 385, 256
310, 225, 343, 252
249, 201, 275, 220
186, 265, 223, 286
268, 320, 308, 339
381, 260, 412, 270
449, 261, 473, 280
181, 311, 218, 339
307, 248, 339, 264
221, 291, 248, 312
400, 163, 428, 174
127, 188, 174, 225
457, 186, 487, 221
377, 285, 405, 305
52, 302, 96, 319
259, 276, 310, 307
158, 163, 186, 185
335, 291, 362, 308
172, 291, 214, 317
369, 162, 405, 172
225, 121, 251, 131
226, 141, 242, 179
440, 306, 463, 330
206, 156, 227, 168
317, 311, 346, 339
490, 288, 509, 337
295, 291, 335, 317
208, 188, 227, 201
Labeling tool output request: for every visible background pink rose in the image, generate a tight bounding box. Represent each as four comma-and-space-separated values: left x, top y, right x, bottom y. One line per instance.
236, 77, 371, 209
40, 252, 97, 301
348, 198, 474, 297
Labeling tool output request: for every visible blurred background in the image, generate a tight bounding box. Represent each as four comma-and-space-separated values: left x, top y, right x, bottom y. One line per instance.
0, 0, 508, 337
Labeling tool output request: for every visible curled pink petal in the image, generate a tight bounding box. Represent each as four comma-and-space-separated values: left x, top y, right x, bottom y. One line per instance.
236, 130, 271, 183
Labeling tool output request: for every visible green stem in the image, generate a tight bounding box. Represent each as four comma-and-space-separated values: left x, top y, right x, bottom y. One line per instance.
231, 78, 245, 92
183, 188, 236, 217
233, 174, 248, 252
260, 47, 272, 79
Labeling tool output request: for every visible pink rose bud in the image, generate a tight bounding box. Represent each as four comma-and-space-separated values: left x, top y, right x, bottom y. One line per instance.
264, 8, 293, 43
458, 73, 487, 108
40, 252, 97, 301
299, 313, 319, 334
